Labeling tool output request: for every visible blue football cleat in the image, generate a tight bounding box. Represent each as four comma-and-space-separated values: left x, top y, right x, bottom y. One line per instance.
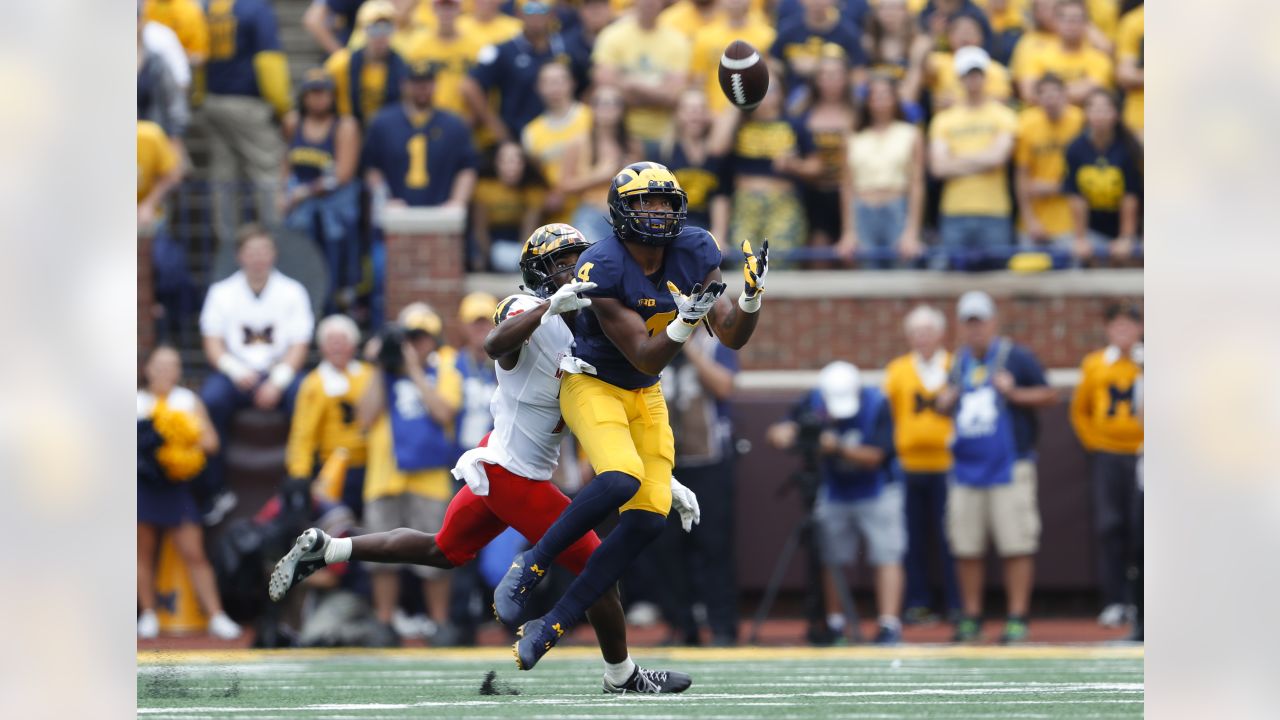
513, 618, 564, 671
494, 551, 548, 626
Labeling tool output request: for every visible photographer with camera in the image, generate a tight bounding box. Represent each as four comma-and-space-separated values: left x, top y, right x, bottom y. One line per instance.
766, 361, 905, 645
356, 302, 465, 644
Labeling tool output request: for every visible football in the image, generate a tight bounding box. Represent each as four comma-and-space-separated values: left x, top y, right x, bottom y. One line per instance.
718, 40, 770, 112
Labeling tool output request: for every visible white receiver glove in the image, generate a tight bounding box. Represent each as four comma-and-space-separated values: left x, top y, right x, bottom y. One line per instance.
665, 281, 727, 342
669, 476, 701, 532
541, 280, 597, 324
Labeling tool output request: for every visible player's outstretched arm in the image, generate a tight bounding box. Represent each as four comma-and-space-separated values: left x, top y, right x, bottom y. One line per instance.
485, 283, 596, 369
592, 296, 687, 376
484, 302, 550, 369
707, 239, 768, 349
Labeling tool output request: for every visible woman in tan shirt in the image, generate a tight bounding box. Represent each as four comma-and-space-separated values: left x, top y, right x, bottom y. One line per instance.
837, 75, 925, 268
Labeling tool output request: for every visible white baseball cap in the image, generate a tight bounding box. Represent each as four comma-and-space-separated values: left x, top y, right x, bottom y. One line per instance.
954, 46, 991, 77
956, 290, 996, 321
819, 361, 861, 420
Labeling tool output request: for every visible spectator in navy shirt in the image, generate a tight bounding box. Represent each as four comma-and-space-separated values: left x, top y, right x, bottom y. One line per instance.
563, 0, 613, 98
1065, 90, 1143, 266
767, 362, 906, 645
464, 0, 586, 144
363, 61, 479, 210
771, 0, 870, 110
937, 291, 1056, 644
203, 0, 292, 252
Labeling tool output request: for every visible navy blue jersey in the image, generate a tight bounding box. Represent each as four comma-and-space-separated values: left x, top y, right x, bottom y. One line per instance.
287, 120, 337, 184
574, 227, 723, 390
205, 0, 284, 97
771, 15, 869, 90
362, 106, 479, 206
1063, 134, 1143, 238
470, 34, 583, 139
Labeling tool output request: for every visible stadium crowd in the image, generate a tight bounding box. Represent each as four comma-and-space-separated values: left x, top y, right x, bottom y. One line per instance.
136, 0, 1144, 647
138, 0, 1145, 330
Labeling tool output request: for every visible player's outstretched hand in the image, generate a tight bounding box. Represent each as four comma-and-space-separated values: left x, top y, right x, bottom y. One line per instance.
541, 280, 597, 324
667, 281, 727, 323
669, 476, 701, 532
741, 238, 769, 298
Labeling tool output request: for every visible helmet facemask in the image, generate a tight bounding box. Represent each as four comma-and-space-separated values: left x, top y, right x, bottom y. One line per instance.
615, 189, 689, 245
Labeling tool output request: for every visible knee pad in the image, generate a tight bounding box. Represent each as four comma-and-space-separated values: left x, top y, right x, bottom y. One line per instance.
617, 508, 667, 541
592, 470, 642, 507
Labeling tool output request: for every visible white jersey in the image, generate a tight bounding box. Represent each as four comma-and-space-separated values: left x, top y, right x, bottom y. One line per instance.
483, 294, 575, 481
199, 270, 315, 373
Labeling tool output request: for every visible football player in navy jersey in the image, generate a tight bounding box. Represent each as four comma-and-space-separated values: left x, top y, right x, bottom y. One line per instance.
495, 162, 768, 670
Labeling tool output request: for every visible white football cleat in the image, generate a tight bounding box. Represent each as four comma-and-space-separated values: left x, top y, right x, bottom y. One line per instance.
268, 528, 331, 602
137, 609, 159, 639
1097, 603, 1127, 628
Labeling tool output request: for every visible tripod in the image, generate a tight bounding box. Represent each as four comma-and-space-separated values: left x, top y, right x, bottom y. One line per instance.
748, 454, 862, 644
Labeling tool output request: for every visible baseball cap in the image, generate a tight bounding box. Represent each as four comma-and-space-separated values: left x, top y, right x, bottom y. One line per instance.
407, 60, 438, 81
300, 68, 334, 92
956, 290, 995, 321
399, 302, 443, 337
357, 0, 396, 27
459, 292, 499, 324
954, 46, 990, 76
520, 0, 553, 15
818, 361, 861, 420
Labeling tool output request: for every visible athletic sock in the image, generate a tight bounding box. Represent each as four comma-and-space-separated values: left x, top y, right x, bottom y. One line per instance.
603, 655, 637, 686
878, 615, 902, 631
542, 509, 666, 633
324, 537, 352, 564
526, 470, 640, 570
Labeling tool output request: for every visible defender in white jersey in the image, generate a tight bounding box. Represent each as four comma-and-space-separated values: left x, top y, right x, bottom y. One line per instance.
268, 225, 696, 694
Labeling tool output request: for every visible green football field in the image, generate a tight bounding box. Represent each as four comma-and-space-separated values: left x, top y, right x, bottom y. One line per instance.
138, 645, 1143, 719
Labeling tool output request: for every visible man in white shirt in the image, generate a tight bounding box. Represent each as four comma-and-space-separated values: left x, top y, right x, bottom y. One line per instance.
199, 225, 315, 523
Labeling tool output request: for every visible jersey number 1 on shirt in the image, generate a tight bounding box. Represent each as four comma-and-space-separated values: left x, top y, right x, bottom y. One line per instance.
406, 135, 430, 189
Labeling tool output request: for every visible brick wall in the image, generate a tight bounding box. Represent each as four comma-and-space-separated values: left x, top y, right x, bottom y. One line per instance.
382, 207, 468, 340
741, 294, 1143, 370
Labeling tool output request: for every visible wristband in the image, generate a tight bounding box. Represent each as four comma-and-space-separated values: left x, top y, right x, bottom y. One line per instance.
216, 354, 253, 383
665, 318, 697, 343
738, 291, 762, 314
269, 363, 297, 390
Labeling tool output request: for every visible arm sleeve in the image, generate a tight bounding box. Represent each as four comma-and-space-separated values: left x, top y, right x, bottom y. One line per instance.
286, 283, 317, 346
152, 125, 180, 177
198, 285, 226, 338
180, 2, 210, 58
437, 355, 465, 411
252, 4, 292, 116
361, 117, 386, 172
285, 374, 325, 478
1009, 346, 1048, 388
870, 402, 894, 456
493, 294, 543, 324
591, 26, 620, 67
1069, 358, 1098, 451
1013, 115, 1033, 168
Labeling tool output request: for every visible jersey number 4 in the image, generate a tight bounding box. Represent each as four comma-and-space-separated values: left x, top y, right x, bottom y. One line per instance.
406, 135, 430, 189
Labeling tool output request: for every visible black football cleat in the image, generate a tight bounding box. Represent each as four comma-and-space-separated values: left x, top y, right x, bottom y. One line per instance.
268, 528, 330, 601
603, 666, 693, 694
513, 618, 564, 671
494, 551, 548, 626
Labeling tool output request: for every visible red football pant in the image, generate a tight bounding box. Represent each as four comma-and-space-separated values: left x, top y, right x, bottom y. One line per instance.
435, 461, 601, 574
